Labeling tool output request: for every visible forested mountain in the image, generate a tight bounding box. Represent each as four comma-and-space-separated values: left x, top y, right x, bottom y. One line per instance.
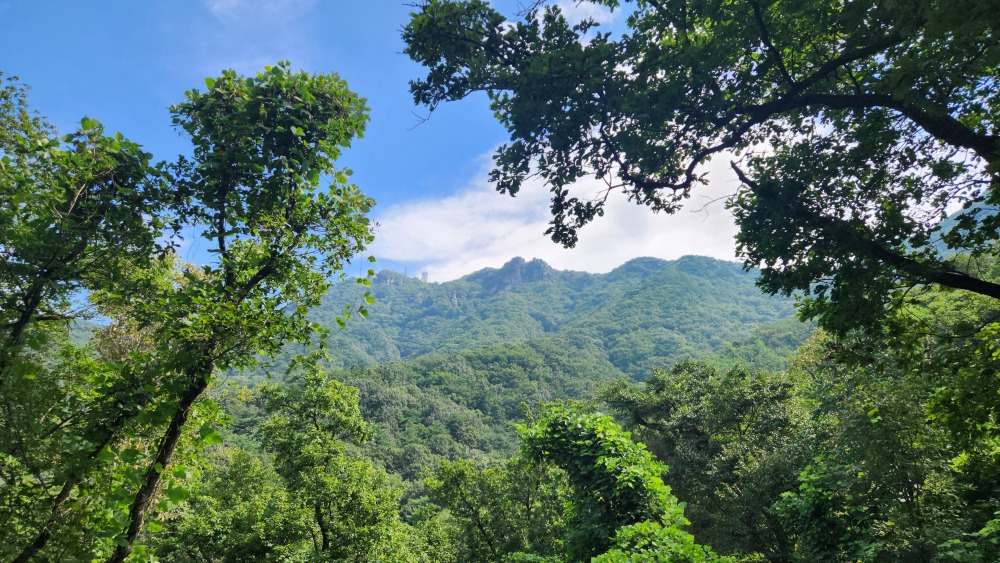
6, 0, 999, 559
305, 255, 801, 378
235, 255, 809, 479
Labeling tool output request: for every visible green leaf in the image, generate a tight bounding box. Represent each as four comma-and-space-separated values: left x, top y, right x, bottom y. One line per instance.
165, 484, 190, 503
97, 447, 115, 463
199, 422, 224, 445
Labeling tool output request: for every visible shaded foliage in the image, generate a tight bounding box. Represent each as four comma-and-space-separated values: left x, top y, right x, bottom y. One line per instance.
403, 0, 1000, 332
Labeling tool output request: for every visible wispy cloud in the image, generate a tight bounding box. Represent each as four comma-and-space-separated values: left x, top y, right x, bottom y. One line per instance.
370, 155, 741, 281
204, 0, 315, 23
204, 0, 240, 18
553, 0, 618, 25
189, 0, 318, 75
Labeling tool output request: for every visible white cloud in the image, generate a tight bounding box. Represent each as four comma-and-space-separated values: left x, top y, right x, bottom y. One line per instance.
370, 155, 742, 281
204, 0, 315, 23
553, 0, 618, 25
191, 0, 317, 75
204, 0, 240, 18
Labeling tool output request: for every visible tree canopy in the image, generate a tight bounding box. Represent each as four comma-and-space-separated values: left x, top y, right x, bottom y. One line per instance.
5, 4, 1000, 559
519, 403, 722, 561
0, 63, 376, 562
403, 0, 1000, 331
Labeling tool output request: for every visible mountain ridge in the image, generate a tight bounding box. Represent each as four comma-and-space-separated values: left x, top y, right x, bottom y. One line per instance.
302, 254, 801, 379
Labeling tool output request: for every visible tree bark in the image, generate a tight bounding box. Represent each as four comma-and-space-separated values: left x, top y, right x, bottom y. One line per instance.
106, 368, 212, 563
732, 163, 1000, 301
315, 502, 331, 552
11, 478, 77, 563
10, 383, 145, 563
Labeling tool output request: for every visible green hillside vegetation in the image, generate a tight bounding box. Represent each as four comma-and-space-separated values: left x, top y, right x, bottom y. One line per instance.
223, 257, 807, 481
4, 0, 1000, 560
216, 256, 806, 481
308, 255, 799, 378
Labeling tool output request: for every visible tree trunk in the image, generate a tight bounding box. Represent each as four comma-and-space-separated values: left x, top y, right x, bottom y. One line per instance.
106, 369, 211, 563
315, 502, 332, 552
11, 478, 78, 563
10, 400, 136, 562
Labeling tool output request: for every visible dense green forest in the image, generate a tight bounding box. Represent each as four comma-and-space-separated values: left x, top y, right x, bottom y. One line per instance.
293, 255, 802, 375
244, 256, 809, 480
3, 0, 1000, 561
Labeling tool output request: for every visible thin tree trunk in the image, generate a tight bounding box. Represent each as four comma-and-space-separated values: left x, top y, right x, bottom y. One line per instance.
315, 502, 331, 552
11, 478, 78, 563
10, 409, 129, 563
106, 370, 211, 563
0, 285, 47, 380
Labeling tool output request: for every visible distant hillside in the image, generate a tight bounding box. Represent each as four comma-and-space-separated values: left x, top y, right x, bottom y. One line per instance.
930, 200, 998, 255
330, 337, 626, 478
310, 255, 802, 379
228, 256, 812, 477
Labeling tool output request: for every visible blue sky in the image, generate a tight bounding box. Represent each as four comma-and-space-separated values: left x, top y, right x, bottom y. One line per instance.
2, 0, 740, 280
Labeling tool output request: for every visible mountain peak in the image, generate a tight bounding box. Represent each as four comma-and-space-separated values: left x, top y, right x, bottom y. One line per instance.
609, 257, 670, 276
465, 257, 555, 293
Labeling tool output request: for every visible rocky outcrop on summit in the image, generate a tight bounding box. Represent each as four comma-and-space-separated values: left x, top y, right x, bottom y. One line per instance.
465, 257, 556, 295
